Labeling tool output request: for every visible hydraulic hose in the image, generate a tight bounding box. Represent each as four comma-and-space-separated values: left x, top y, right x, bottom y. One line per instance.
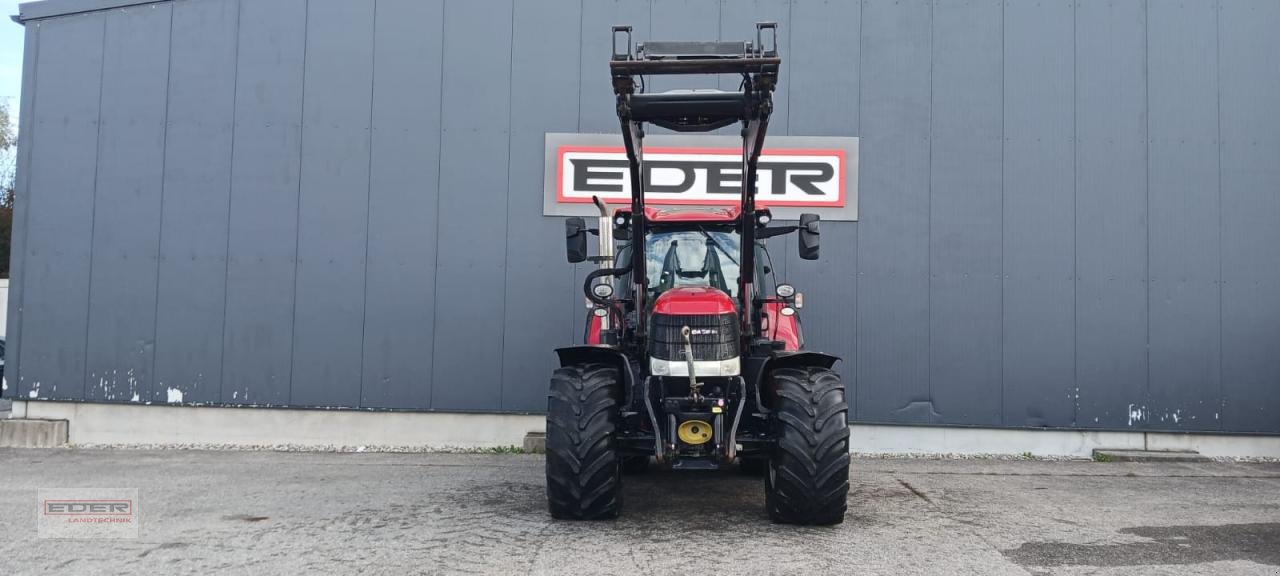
584, 267, 628, 307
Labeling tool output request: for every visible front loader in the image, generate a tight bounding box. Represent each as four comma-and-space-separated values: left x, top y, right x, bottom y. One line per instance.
545, 23, 849, 525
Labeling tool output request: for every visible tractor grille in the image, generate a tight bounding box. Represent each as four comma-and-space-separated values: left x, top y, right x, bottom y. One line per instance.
650, 312, 739, 362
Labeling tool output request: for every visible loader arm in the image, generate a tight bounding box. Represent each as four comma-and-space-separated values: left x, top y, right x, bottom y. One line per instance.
609, 23, 780, 344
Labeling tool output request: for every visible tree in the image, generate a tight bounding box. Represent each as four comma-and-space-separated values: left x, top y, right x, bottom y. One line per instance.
0, 101, 14, 279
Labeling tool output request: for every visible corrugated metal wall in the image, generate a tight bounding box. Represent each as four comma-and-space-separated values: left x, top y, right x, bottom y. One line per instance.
7, 0, 1279, 433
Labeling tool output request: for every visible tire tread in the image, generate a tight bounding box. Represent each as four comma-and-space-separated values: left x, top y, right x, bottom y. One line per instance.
546, 364, 622, 520
766, 366, 850, 525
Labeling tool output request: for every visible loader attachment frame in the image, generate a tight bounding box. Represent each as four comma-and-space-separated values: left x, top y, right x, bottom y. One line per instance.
609, 22, 779, 345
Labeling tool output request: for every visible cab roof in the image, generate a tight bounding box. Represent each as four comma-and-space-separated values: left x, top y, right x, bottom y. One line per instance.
616, 205, 743, 223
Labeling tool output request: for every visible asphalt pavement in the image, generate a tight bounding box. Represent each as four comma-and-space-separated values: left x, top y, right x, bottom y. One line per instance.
1, 449, 1277, 575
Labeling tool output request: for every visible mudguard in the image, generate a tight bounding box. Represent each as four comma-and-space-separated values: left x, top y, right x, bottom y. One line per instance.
554, 346, 637, 395
767, 351, 839, 371
747, 351, 841, 395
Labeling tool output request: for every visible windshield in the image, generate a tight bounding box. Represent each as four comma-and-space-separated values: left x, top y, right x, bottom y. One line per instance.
645, 228, 742, 298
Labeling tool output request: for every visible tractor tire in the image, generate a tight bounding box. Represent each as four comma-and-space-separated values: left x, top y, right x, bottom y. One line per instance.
545, 363, 623, 520
765, 366, 850, 525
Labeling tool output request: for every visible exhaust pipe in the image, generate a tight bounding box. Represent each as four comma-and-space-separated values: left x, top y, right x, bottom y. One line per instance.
592, 196, 614, 330
592, 196, 613, 265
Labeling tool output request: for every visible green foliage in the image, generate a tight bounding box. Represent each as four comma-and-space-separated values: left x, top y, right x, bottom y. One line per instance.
486, 445, 526, 455
0, 103, 11, 152
1093, 452, 1114, 463
0, 101, 13, 279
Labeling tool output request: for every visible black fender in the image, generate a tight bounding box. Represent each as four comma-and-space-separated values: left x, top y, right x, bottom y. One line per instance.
747, 351, 841, 410
554, 345, 637, 397
766, 351, 840, 372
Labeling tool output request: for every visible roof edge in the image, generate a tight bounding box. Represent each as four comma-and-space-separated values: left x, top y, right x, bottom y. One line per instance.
16, 0, 170, 24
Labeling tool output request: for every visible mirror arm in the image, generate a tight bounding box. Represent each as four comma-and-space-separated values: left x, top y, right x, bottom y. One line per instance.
757, 225, 798, 239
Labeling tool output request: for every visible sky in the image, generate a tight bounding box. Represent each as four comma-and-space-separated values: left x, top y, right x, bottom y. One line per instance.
0, 0, 23, 128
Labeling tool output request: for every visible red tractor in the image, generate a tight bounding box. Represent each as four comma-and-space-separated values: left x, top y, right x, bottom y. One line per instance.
547, 23, 849, 525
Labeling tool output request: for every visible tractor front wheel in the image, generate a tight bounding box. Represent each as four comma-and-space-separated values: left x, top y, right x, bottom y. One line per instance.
765, 366, 850, 525
545, 363, 623, 520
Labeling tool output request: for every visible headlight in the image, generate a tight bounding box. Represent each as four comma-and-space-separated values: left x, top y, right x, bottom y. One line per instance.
592, 283, 614, 299
775, 283, 795, 298
592, 307, 608, 317
757, 213, 772, 225
779, 306, 796, 317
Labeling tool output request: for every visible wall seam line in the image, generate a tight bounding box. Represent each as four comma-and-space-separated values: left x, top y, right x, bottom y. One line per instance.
1214, 0, 1224, 431
1071, 0, 1079, 428
853, 0, 864, 422
287, 0, 311, 405
998, 0, 1006, 427
358, 0, 378, 408
150, 2, 176, 403
498, 0, 516, 410
926, 0, 935, 417
217, 0, 243, 405
1144, 0, 1151, 411
428, 0, 449, 410
81, 13, 110, 402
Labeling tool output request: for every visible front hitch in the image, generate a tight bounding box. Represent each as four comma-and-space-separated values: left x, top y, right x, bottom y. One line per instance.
680, 325, 701, 399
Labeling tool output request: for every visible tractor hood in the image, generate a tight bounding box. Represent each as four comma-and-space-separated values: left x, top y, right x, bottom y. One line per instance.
651, 286, 737, 316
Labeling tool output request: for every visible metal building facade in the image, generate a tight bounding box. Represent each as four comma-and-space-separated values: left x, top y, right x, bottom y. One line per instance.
5, 0, 1279, 434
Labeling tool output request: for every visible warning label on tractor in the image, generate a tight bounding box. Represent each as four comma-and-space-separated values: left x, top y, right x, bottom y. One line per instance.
544, 133, 858, 221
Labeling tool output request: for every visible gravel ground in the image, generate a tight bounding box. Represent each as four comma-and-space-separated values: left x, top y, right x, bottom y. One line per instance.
1, 449, 1278, 575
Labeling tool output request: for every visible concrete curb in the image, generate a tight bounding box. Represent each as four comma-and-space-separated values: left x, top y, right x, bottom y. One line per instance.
1093, 449, 1211, 463
523, 432, 546, 454
10, 400, 1280, 458
0, 419, 69, 448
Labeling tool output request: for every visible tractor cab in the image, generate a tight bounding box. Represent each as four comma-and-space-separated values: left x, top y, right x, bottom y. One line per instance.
546, 22, 849, 525
626, 206, 747, 300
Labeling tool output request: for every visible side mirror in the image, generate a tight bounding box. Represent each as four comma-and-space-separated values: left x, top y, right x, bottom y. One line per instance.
565, 217, 588, 263
798, 213, 820, 260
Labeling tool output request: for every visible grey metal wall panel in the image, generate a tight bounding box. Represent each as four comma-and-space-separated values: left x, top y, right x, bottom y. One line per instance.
18, 12, 105, 400
5, 22, 41, 394
927, 0, 1003, 426
1146, 0, 1221, 429
84, 4, 171, 403
1001, 0, 1075, 428
1220, 0, 1280, 432
1074, 0, 1149, 429
782, 0, 861, 415
788, 0, 858, 138
11, 0, 1280, 435
289, 0, 374, 407
221, 0, 306, 406
855, 0, 932, 423
360, 0, 444, 410
501, 0, 582, 412
430, 0, 513, 410
153, 0, 238, 405
578, 0, 650, 133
